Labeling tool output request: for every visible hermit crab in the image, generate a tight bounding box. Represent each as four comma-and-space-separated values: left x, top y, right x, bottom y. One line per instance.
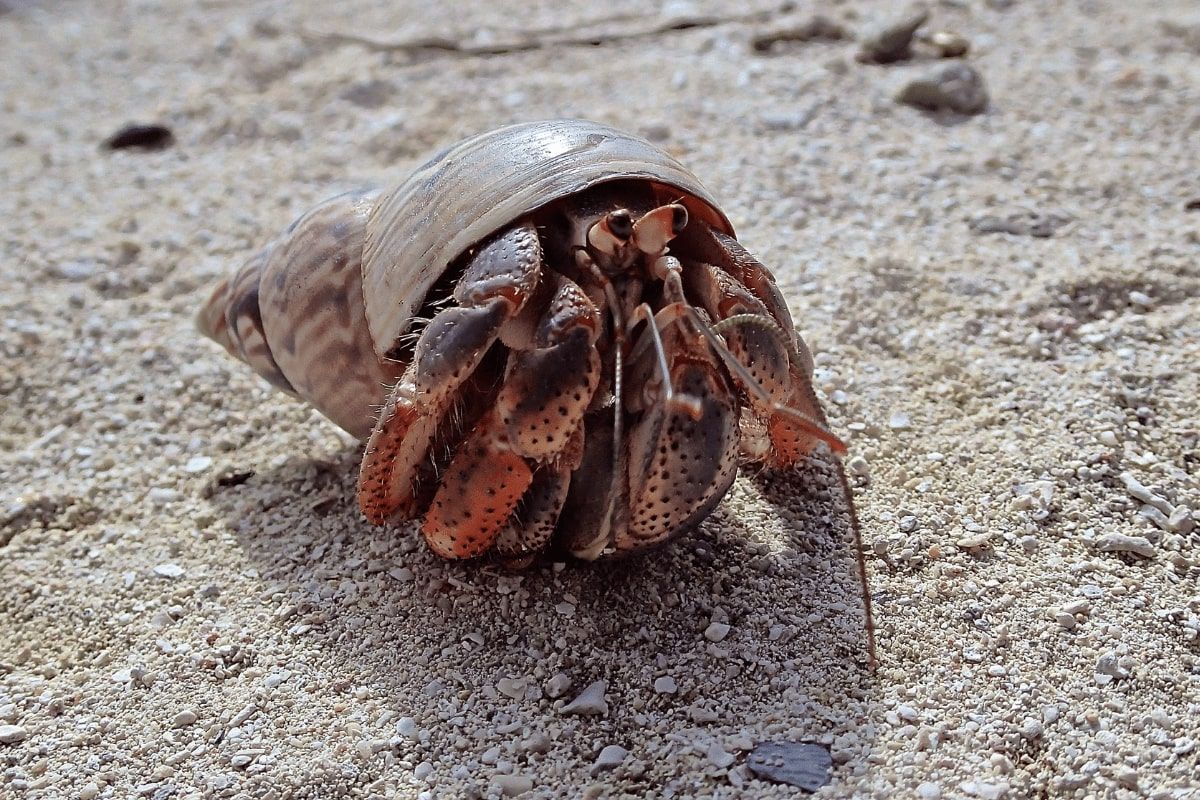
197, 119, 846, 565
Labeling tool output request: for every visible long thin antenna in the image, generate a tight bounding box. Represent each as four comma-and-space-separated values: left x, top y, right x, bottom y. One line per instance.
836, 459, 878, 670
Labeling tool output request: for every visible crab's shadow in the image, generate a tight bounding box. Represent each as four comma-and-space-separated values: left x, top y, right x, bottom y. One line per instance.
208, 444, 877, 786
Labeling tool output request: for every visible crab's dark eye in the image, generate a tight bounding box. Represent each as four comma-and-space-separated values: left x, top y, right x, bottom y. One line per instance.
606, 209, 634, 239
670, 204, 689, 235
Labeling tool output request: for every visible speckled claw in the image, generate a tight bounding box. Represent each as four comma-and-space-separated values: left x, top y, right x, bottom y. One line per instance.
422, 422, 534, 559
357, 222, 544, 524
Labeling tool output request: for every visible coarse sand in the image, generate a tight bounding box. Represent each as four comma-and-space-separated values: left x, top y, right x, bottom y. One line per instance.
2, 0, 1199, 798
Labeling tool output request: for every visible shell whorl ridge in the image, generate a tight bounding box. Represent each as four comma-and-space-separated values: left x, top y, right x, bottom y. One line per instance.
360, 119, 734, 355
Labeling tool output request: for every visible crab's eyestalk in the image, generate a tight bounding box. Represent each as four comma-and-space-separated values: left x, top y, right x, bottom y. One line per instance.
632, 203, 688, 257
587, 208, 634, 256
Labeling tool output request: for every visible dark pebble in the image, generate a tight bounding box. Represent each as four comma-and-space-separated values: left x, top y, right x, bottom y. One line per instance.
969, 209, 1071, 238
103, 124, 175, 151
896, 63, 988, 114
747, 741, 833, 791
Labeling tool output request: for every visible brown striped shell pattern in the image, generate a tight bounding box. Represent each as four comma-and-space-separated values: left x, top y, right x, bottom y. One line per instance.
197, 119, 846, 566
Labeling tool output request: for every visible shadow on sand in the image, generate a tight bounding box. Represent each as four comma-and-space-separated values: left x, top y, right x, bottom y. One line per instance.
207, 443, 877, 793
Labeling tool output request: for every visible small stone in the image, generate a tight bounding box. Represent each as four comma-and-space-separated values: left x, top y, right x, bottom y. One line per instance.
956, 532, 992, 549
492, 774, 533, 797
52, 260, 100, 281
1062, 599, 1091, 615
560, 680, 608, 716
1167, 506, 1194, 534
747, 741, 832, 791
171, 710, 197, 728
847, 454, 869, 476
1095, 652, 1131, 683
1053, 611, 1077, 630
1020, 718, 1044, 739
896, 704, 919, 723
545, 673, 572, 699
707, 742, 736, 769
0, 725, 28, 744
704, 622, 731, 642
413, 761, 434, 780
926, 30, 969, 57
969, 209, 1071, 238
1094, 533, 1155, 558
154, 563, 184, 578
961, 780, 1009, 800
184, 456, 213, 473
917, 783, 942, 800
888, 412, 912, 430
897, 63, 989, 115
590, 744, 628, 775
653, 676, 677, 694
80, 783, 100, 800
520, 732, 552, 754
396, 717, 418, 738
148, 487, 181, 504
1119, 472, 1170, 511
497, 677, 527, 700
857, 7, 929, 63
1098, 430, 1120, 447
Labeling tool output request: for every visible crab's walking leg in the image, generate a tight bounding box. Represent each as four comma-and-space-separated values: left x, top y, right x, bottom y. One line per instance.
358, 222, 542, 523
421, 275, 601, 558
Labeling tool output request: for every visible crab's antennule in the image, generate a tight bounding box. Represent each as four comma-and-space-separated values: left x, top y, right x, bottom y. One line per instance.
632, 203, 688, 256
587, 209, 632, 256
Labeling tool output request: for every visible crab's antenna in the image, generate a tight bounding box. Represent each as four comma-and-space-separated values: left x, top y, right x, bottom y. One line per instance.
576, 247, 629, 549
627, 303, 704, 420
836, 460, 878, 670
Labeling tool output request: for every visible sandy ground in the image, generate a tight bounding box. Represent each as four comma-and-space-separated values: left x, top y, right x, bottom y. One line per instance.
3, 0, 1200, 797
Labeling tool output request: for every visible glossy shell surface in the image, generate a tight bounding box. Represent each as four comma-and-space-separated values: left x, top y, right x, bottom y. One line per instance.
360, 119, 734, 353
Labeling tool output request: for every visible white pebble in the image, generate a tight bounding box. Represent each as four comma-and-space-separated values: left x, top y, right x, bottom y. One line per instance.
413, 761, 434, 780
520, 732, 551, 754
653, 676, 677, 694
1167, 506, 1194, 534
888, 412, 912, 430
492, 774, 533, 796
148, 487, 181, 504
171, 710, 198, 728
560, 680, 608, 716
154, 563, 185, 578
1094, 533, 1155, 558
917, 782, 942, 799
184, 456, 213, 473
707, 742, 736, 769
396, 717, 418, 738
0, 725, 27, 744
497, 677, 527, 700
590, 744, 628, 775
545, 673, 571, 699
704, 622, 731, 642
